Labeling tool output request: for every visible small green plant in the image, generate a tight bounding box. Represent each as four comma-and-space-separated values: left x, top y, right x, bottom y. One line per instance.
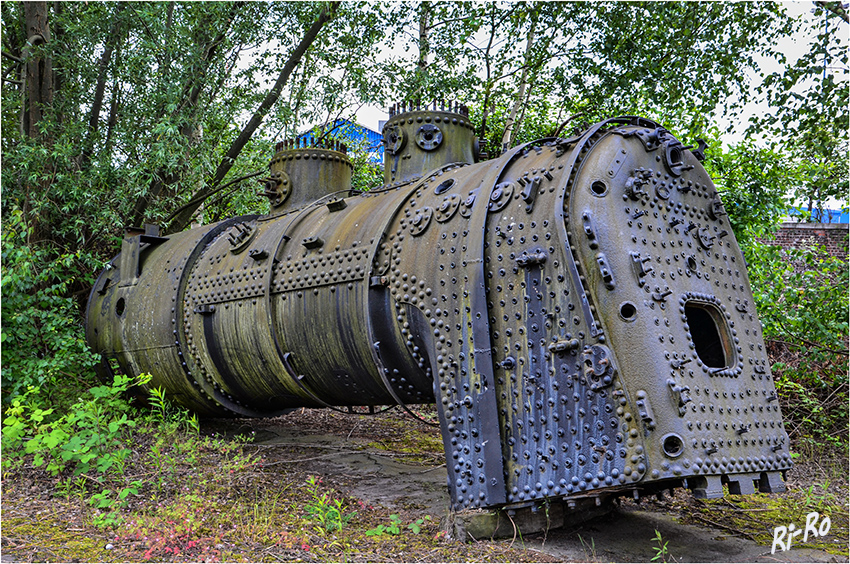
303, 476, 355, 533
578, 534, 597, 561
89, 480, 143, 528
407, 515, 431, 533
651, 529, 671, 562
366, 514, 403, 536
56, 475, 87, 500
147, 386, 201, 434
801, 480, 837, 513
366, 514, 431, 536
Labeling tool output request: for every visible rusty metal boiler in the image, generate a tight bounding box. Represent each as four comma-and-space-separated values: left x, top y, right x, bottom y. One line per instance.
87, 101, 791, 511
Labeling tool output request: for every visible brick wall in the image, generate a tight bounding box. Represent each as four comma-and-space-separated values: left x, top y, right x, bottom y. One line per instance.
764, 223, 849, 259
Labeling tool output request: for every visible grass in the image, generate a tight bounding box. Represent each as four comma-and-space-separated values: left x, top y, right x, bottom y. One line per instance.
659, 452, 849, 558
0, 409, 554, 563
1, 403, 846, 562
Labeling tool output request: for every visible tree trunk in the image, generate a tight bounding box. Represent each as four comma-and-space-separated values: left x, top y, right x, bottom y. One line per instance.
51, 1, 63, 108
477, 9, 498, 141
21, 1, 52, 140
82, 3, 126, 165
166, 2, 338, 234
417, 2, 430, 76
288, 49, 312, 139
501, 15, 536, 152
103, 74, 120, 159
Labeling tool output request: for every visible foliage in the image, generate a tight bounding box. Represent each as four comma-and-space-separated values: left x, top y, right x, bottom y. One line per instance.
380, 2, 794, 146
650, 529, 671, 563
1, 1, 357, 267
745, 237, 848, 448
746, 242, 848, 352
1, 374, 240, 529
1, 373, 148, 476
351, 158, 384, 192
752, 2, 849, 220
365, 513, 430, 536
303, 475, 356, 533
468, 96, 559, 158
1, 207, 100, 404
702, 140, 793, 244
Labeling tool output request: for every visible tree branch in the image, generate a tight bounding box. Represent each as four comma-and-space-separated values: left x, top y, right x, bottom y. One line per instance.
161, 170, 264, 224
128, 1, 243, 227
771, 320, 849, 356
815, 1, 849, 23
166, 2, 339, 233
2, 50, 22, 63
82, 4, 127, 166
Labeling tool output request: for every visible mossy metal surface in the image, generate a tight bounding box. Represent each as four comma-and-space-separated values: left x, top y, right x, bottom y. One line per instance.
86, 108, 792, 514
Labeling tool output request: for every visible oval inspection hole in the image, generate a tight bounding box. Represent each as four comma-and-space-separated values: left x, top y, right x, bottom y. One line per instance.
669, 146, 683, 166
591, 180, 608, 196
435, 178, 455, 195
619, 302, 637, 321
686, 255, 697, 271
115, 297, 125, 317
684, 302, 732, 369
662, 434, 684, 458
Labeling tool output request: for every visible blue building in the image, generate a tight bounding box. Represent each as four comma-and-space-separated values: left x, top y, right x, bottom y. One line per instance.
298, 119, 383, 164
785, 207, 849, 224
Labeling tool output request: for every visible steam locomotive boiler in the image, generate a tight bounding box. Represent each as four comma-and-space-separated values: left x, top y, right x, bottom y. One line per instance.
86, 101, 791, 512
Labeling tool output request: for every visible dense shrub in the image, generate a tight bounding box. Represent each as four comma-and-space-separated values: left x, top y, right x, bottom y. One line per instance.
1, 208, 100, 406
744, 238, 849, 449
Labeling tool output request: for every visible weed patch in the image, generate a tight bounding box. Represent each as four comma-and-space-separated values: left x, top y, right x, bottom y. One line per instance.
303, 475, 356, 533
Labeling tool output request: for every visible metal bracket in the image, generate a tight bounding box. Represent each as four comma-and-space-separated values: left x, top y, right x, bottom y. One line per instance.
582, 344, 617, 391
595, 252, 616, 290
630, 251, 653, 287
582, 211, 598, 249
666, 378, 692, 416
548, 338, 580, 353
520, 176, 541, 213
302, 236, 324, 249
248, 248, 269, 261
119, 232, 169, 287
327, 198, 347, 212
516, 247, 547, 267
635, 390, 656, 430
